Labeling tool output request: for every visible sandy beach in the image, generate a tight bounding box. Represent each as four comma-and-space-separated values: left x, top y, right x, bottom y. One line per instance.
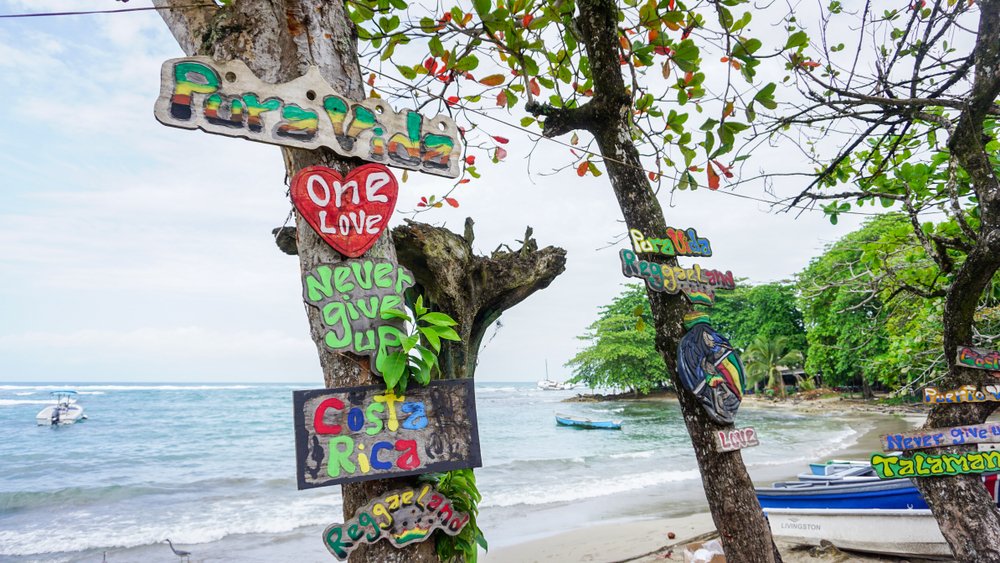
483, 399, 927, 563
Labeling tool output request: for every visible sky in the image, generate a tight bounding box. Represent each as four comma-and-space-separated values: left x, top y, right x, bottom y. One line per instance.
0, 0, 871, 383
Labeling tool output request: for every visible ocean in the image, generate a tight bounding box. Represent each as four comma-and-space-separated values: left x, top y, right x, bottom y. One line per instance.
0, 382, 866, 562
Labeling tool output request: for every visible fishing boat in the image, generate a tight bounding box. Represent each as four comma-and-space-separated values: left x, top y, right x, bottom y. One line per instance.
757, 477, 926, 510
555, 413, 623, 430
765, 508, 951, 559
35, 390, 87, 426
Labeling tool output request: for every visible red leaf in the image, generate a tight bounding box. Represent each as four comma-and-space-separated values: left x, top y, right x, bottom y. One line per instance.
684, 71, 694, 84
465, 155, 476, 165
417, 201, 427, 207
648, 171, 657, 181
522, 13, 534, 27
496, 90, 508, 106
712, 159, 734, 178
458, 178, 471, 184
706, 163, 720, 190
480, 74, 506, 86
529, 78, 540, 96
441, 12, 453, 22
494, 147, 508, 161
444, 197, 460, 208
576, 161, 589, 177
420, 196, 428, 203
493, 136, 509, 144
367, 73, 376, 86
424, 58, 438, 74
446, 96, 459, 106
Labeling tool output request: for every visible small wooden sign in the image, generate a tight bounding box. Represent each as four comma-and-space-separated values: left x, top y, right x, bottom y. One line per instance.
882, 422, 1000, 451
956, 346, 1000, 373
302, 260, 414, 379
291, 164, 399, 257
322, 485, 468, 560
629, 227, 712, 257
154, 57, 462, 177
714, 426, 759, 452
293, 380, 481, 489
872, 450, 1000, 479
924, 385, 1000, 403
618, 249, 735, 306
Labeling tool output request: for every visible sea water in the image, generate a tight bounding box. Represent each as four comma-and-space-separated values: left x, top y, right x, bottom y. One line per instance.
0, 382, 862, 561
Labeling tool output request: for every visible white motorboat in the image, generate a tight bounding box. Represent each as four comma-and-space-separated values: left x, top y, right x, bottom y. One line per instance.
36, 390, 87, 426
765, 508, 952, 559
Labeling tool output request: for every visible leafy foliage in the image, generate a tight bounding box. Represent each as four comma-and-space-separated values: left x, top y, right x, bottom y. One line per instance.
419, 469, 486, 563
742, 334, 803, 398
379, 295, 461, 393
565, 284, 668, 394
710, 283, 806, 352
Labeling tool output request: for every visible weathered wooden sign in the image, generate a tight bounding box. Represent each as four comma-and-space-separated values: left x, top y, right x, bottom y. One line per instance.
677, 312, 746, 425
924, 385, 1000, 403
714, 427, 759, 452
322, 484, 468, 560
619, 249, 735, 306
629, 227, 712, 257
956, 346, 1000, 373
291, 164, 399, 257
154, 57, 462, 177
871, 450, 1000, 479
293, 380, 481, 489
302, 259, 414, 378
882, 421, 1000, 451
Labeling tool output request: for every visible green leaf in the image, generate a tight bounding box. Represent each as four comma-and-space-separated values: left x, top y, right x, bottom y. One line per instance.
397, 65, 417, 80
402, 333, 419, 352
414, 295, 427, 316
784, 30, 809, 50
380, 352, 408, 389
433, 325, 462, 341
473, 0, 491, 15
381, 308, 410, 321
419, 326, 441, 352
420, 312, 458, 327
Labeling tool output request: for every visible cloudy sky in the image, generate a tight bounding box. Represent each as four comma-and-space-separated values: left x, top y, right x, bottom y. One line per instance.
0, 0, 872, 383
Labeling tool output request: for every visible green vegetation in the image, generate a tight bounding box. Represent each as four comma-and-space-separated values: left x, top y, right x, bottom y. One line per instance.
564, 284, 668, 394
420, 469, 486, 563
743, 335, 804, 398
711, 283, 806, 352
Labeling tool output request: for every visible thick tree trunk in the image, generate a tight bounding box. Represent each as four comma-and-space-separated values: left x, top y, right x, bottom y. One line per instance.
154, 2, 436, 561
528, 0, 778, 560
911, 2, 1000, 559
392, 220, 567, 379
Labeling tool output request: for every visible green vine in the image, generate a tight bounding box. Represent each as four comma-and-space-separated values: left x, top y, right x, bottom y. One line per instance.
420, 469, 487, 562
378, 295, 461, 392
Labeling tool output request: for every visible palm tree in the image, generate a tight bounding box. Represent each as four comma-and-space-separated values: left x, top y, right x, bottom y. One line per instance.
743, 335, 804, 399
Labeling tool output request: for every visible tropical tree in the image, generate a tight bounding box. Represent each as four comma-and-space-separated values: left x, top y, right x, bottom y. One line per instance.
334, 1, 791, 557
771, 1, 1000, 556
711, 283, 806, 352
566, 284, 669, 395
743, 335, 803, 398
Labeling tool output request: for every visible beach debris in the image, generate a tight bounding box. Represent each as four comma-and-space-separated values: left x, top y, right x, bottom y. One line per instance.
683, 538, 726, 562
668, 531, 676, 539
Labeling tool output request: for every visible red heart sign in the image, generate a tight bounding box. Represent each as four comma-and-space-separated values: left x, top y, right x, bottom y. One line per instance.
290, 164, 399, 257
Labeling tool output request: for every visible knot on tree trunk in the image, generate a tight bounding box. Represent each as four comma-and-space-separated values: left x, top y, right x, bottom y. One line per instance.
393, 219, 567, 380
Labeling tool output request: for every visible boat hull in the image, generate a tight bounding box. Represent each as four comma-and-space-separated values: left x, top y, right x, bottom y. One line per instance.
765, 508, 951, 559
757, 479, 927, 510
35, 404, 86, 426
555, 414, 622, 430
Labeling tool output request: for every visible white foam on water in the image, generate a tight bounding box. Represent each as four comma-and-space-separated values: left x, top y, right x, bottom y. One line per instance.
0, 384, 259, 392
0, 399, 56, 406
14, 392, 34, 396
746, 424, 862, 469
609, 450, 656, 460
0, 493, 343, 556
481, 468, 700, 508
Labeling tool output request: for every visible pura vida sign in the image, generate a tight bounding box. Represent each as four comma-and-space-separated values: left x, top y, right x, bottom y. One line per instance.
154, 57, 462, 177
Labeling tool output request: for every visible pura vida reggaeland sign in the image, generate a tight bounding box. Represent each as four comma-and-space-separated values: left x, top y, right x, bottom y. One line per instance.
154, 57, 462, 177
294, 380, 481, 490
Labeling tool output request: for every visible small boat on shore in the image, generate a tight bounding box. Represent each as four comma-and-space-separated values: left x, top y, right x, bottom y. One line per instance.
555, 413, 622, 430
35, 390, 87, 426
765, 508, 951, 559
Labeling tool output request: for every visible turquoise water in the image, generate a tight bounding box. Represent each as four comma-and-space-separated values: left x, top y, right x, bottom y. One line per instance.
0, 382, 862, 561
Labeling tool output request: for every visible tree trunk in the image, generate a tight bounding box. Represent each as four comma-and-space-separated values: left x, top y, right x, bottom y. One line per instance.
154, 2, 436, 560
910, 2, 1000, 559
392, 220, 567, 379
527, 0, 778, 559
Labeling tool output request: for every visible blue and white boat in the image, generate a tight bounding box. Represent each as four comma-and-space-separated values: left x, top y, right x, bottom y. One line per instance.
555, 413, 622, 430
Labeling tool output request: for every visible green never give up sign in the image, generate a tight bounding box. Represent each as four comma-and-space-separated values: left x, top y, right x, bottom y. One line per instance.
293, 380, 481, 489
